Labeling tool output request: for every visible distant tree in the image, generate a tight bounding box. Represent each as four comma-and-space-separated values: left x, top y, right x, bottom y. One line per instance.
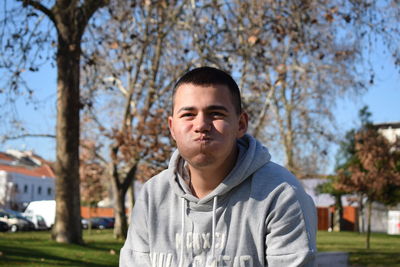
79, 139, 107, 233
336, 119, 400, 248
335, 106, 372, 233
80, 0, 190, 239
80, 139, 107, 208
0, 0, 108, 244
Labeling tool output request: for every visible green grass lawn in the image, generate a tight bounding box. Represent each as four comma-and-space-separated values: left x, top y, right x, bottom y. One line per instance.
0, 230, 399, 266
318, 231, 400, 267
0, 229, 124, 267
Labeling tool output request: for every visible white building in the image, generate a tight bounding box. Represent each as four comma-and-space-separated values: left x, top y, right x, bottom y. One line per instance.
0, 150, 55, 211
376, 122, 400, 143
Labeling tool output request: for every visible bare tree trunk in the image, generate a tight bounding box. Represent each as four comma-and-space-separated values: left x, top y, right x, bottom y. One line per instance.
252, 86, 276, 138
24, 0, 108, 245
358, 194, 365, 233
88, 204, 93, 235
366, 199, 372, 249
128, 181, 136, 216
113, 161, 139, 239
52, 38, 83, 244
113, 186, 128, 239
333, 194, 343, 232
111, 166, 129, 239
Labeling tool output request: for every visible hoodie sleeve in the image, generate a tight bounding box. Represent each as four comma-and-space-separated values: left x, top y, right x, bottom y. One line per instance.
265, 183, 317, 267
119, 195, 151, 267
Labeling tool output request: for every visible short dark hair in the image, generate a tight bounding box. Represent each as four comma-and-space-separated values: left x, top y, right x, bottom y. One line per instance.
173, 66, 242, 114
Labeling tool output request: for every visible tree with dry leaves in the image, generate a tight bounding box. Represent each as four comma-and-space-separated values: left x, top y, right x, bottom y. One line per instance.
335, 106, 372, 233
183, 0, 400, 177
79, 0, 194, 239
0, 0, 108, 244
318, 107, 372, 232
336, 125, 400, 248
79, 139, 108, 233
80, 139, 107, 208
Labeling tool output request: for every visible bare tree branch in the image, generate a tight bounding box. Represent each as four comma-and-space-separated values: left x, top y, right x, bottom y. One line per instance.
2, 133, 56, 142
21, 0, 56, 24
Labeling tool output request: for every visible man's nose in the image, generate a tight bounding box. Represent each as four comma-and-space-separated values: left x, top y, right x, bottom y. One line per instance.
194, 113, 211, 132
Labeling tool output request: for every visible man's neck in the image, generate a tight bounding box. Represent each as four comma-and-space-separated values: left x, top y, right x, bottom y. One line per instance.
188, 148, 238, 199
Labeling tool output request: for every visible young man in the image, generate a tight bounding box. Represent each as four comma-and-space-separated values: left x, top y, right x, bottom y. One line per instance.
120, 67, 317, 267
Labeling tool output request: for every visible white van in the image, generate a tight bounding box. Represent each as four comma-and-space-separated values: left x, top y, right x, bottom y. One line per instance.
22, 213, 48, 230
24, 200, 56, 229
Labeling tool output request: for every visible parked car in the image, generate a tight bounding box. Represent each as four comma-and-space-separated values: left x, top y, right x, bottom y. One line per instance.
0, 209, 35, 232
0, 220, 9, 232
22, 213, 48, 230
81, 217, 114, 229
103, 217, 115, 228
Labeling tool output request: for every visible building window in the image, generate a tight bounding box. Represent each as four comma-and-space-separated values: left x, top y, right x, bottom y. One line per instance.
47, 187, 52, 196
38, 186, 42, 195
13, 184, 19, 193
24, 185, 28, 194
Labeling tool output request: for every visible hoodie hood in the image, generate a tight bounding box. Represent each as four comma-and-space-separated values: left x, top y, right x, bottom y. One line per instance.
168, 134, 271, 205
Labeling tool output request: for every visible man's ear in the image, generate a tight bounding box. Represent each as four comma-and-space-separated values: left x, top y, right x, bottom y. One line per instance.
168, 116, 176, 140
237, 112, 248, 138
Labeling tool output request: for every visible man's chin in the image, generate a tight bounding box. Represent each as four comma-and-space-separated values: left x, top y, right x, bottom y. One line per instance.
185, 153, 215, 169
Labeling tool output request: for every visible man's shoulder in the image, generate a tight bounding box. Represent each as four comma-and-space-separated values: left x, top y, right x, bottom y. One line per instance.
141, 168, 172, 193
254, 161, 297, 184
251, 161, 315, 209
250, 161, 305, 196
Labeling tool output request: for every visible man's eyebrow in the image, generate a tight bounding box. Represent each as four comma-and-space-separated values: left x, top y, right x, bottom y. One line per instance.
177, 105, 229, 114
177, 106, 196, 113
206, 105, 229, 112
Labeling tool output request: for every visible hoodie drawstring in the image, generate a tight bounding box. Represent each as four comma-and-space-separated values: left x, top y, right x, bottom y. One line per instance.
179, 196, 218, 267
211, 196, 218, 259
179, 197, 185, 267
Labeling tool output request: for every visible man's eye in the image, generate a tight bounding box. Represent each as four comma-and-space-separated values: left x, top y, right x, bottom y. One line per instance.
181, 113, 194, 118
210, 112, 225, 118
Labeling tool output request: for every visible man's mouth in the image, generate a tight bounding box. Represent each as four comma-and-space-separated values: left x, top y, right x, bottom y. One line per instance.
194, 136, 211, 142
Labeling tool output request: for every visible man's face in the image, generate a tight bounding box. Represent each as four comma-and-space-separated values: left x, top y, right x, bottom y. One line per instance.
168, 83, 248, 169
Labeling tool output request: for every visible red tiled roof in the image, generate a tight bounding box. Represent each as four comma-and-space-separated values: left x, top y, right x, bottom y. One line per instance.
0, 152, 16, 161
0, 164, 55, 178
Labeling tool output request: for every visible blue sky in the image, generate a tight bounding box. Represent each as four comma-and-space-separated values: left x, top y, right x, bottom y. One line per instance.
335, 73, 399, 128
1, 42, 399, 173
334, 39, 400, 130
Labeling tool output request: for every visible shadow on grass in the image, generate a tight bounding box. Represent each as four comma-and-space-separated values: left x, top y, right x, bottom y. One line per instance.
0, 244, 118, 267
350, 251, 400, 267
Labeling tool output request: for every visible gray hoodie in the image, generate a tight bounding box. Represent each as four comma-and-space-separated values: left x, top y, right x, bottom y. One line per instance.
120, 134, 317, 267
